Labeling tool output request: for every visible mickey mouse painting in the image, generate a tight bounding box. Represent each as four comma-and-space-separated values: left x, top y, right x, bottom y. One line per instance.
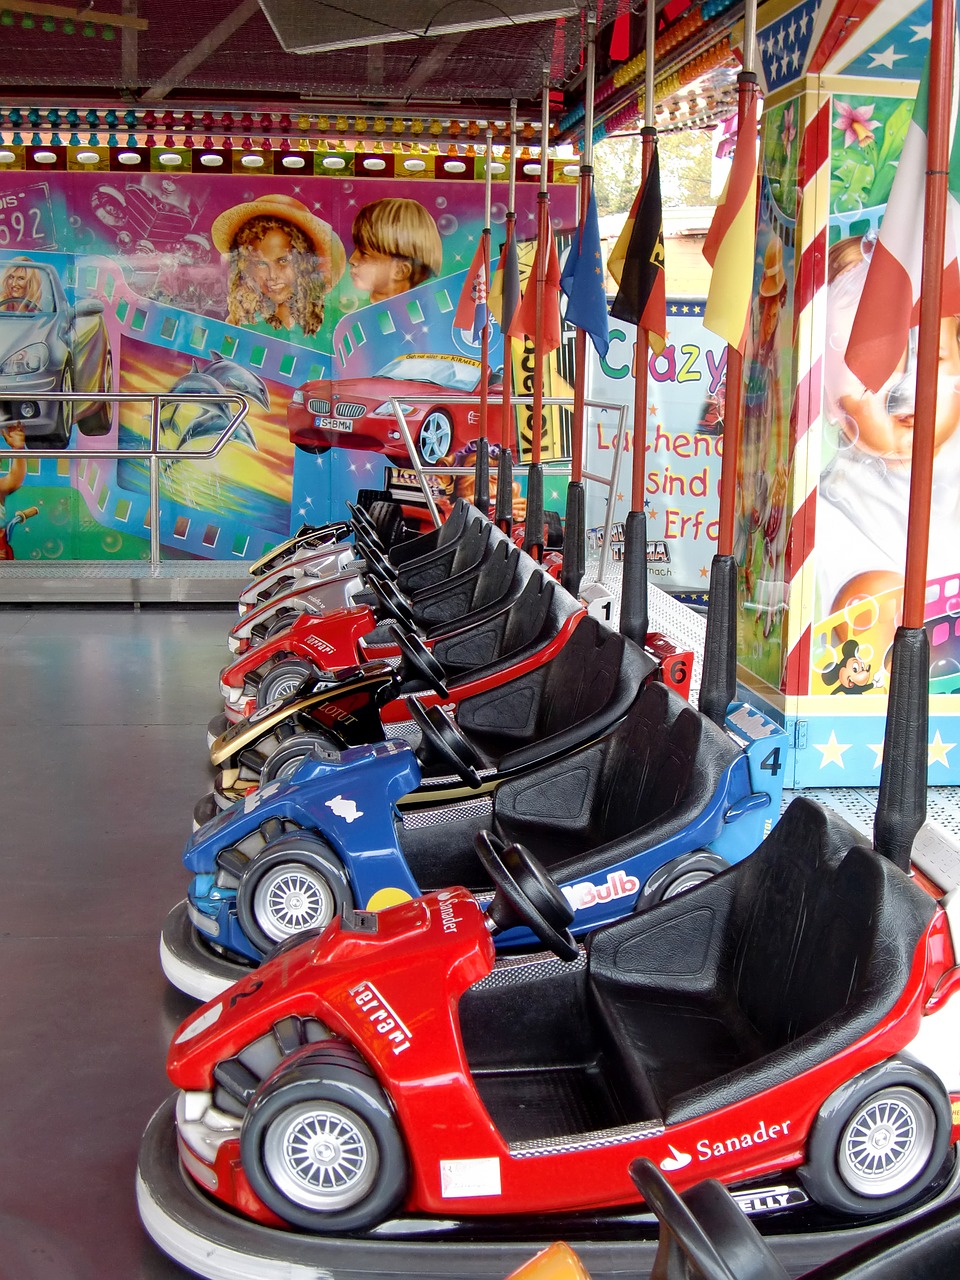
822, 639, 876, 694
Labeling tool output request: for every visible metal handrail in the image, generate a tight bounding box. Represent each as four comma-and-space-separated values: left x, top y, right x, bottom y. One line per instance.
1, 392, 251, 566
389, 393, 630, 580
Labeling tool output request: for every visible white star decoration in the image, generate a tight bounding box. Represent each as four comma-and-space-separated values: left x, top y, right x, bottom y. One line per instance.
815, 731, 851, 769
910, 22, 932, 41
868, 45, 906, 70
867, 742, 884, 769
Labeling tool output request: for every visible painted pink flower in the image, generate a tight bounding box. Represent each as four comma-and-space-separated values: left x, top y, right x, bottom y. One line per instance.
835, 101, 879, 148
782, 103, 797, 148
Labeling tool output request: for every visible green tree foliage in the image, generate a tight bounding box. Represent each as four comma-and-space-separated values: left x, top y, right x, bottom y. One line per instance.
593, 128, 716, 214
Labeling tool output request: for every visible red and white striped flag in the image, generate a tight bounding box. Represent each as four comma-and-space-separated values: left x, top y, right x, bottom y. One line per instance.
845, 25, 960, 392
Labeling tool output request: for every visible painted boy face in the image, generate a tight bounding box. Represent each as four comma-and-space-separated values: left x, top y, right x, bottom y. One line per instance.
243, 228, 297, 306
833, 317, 960, 460
348, 246, 410, 301
826, 263, 960, 461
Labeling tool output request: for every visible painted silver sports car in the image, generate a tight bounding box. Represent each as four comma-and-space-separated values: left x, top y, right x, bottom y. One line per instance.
0, 256, 112, 449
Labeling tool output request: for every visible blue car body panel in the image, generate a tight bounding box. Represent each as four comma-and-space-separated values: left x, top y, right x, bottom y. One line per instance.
185, 700, 789, 964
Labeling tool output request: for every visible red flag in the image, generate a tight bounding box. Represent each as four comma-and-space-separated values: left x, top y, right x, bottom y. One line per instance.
453, 239, 488, 338
845, 29, 960, 391
508, 230, 562, 353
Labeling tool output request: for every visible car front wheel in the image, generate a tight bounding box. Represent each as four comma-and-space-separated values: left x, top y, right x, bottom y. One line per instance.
79, 349, 113, 436
257, 658, 318, 708
236, 836, 353, 954
417, 410, 453, 465
37, 364, 73, 449
241, 1044, 408, 1232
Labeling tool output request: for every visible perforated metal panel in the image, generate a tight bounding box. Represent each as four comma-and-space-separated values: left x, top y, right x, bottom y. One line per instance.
401, 795, 493, 829
582, 557, 707, 700
784, 787, 960, 840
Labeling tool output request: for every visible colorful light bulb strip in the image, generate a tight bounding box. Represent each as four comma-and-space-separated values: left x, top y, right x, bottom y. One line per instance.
559, 0, 739, 143
0, 106, 557, 154
0, 2, 144, 32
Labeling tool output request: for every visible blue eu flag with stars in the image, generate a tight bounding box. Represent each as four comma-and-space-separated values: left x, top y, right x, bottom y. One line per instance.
559, 187, 609, 359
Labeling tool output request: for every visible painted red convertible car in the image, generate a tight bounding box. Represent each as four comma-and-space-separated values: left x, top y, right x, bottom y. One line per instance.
287, 353, 503, 464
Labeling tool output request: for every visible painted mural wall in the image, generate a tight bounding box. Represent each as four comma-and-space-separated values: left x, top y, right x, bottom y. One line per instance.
0, 154, 575, 562
584, 304, 727, 600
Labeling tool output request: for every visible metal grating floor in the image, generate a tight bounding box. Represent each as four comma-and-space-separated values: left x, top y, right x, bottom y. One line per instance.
583, 553, 707, 700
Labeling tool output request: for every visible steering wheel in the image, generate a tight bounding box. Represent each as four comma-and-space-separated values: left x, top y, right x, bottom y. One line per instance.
474, 830, 577, 961
406, 695, 482, 788
628, 1159, 786, 1280
347, 500, 378, 538
384, 619, 448, 697
354, 529, 399, 580
367, 573, 417, 630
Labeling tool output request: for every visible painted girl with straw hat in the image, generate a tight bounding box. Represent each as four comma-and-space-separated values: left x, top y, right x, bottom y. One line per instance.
211, 194, 346, 337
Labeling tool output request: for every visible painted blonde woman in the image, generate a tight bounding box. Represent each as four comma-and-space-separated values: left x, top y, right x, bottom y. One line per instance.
212, 194, 345, 337
0, 260, 44, 312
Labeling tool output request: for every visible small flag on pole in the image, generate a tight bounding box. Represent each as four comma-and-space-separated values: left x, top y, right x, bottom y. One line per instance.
609, 140, 667, 355
845, 24, 960, 392
560, 187, 610, 358
454, 239, 488, 340
508, 229, 563, 353
703, 92, 760, 353
490, 232, 521, 333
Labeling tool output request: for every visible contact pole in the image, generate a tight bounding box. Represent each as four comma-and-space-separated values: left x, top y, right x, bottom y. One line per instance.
698, 7, 759, 728
524, 67, 551, 559
474, 126, 494, 510
874, 0, 956, 869
620, 0, 658, 645
562, 9, 596, 595
496, 102, 518, 534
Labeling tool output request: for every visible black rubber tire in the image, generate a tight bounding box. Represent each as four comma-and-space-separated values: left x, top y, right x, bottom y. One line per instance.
79, 349, 113, 436
35, 363, 73, 448
236, 836, 353, 955
260, 732, 340, 784
366, 500, 403, 548
240, 1042, 408, 1233
637, 852, 729, 912
263, 610, 297, 640
799, 1060, 953, 1216
257, 659, 318, 709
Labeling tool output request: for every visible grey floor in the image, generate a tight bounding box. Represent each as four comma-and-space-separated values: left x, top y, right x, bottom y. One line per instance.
0, 607, 228, 1280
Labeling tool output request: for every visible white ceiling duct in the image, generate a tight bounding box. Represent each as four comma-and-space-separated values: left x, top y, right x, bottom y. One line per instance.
259, 0, 581, 55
